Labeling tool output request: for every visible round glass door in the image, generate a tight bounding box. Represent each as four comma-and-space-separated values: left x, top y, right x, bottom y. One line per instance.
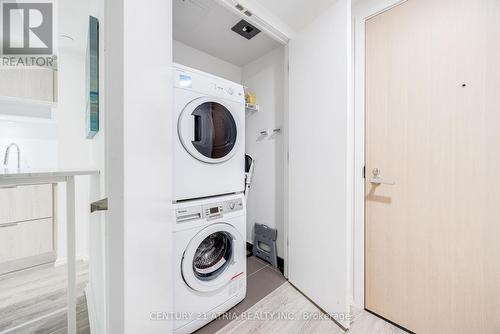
192, 102, 237, 159
182, 223, 243, 292
192, 232, 233, 281
178, 98, 240, 164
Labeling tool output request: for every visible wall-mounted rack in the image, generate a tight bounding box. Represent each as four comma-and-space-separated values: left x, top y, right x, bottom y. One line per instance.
245, 103, 259, 112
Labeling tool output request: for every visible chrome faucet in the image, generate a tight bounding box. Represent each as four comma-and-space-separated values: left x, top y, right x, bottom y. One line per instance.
3, 143, 21, 169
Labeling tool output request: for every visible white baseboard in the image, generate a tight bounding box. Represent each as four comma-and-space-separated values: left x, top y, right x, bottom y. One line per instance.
0, 252, 56, 275
85, 284, 98, 334
54, 255, 89, 267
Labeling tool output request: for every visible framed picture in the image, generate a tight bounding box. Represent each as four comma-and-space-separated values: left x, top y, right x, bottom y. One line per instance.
86, 16, 99, 139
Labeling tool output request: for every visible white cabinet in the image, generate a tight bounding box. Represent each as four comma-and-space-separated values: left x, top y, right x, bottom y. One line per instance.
0, 67, 57, 120
0, 68, 57, 103
0, 184, 55, 274
0, 218, 54, 263
0, 184, 53, 224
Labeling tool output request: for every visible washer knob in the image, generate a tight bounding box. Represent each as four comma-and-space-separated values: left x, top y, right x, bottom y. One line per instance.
227, 87, 234, 95
229, 202, 236, 210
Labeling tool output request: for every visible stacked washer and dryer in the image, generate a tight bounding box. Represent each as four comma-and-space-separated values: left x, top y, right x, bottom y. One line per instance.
172, 64, 247, 334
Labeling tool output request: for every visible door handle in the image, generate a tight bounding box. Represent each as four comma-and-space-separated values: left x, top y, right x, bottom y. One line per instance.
369, 168, 395, 186
90, 198, 108, 213
193, 115, 201, 143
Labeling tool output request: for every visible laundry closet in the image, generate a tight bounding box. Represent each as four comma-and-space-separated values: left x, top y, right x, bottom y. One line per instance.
173, 0, 287, 262
170, 0, 352, 332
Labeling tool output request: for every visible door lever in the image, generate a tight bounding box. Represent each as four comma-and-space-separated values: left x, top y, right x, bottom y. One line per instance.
90, 198, 108, 213
369, 168, 395, 186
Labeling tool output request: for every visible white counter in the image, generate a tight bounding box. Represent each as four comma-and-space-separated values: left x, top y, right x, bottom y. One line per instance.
0, 168, 99, 179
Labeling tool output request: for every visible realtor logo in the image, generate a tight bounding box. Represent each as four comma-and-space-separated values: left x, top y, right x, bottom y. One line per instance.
2, 2, 53, 55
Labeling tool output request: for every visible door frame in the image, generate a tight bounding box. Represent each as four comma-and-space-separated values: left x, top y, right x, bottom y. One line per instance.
351, 0, 408, 309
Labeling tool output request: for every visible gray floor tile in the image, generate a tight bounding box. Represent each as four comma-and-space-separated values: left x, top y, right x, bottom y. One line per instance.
246, 256, 268, 276
235, 265, 287, 314
194, 257, 286, 334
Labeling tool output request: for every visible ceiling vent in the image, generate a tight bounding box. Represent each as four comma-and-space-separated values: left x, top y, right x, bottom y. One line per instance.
231, 19, 261, 40
180, 0, 212, 11
219, 0, 290, 44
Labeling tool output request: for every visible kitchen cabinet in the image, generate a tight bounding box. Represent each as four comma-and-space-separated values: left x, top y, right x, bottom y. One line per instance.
0, 67, 57, 103
0, 218, 54, 262
0, 184, 53, 224
0, 184, 55, 274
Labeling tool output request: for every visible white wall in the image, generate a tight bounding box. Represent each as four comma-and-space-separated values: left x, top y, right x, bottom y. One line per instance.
242, 46, 285, 258
56, 0, 104, 267
114, 0, 174, 332
173, 39, 242, 83
0, 121, 58, 170
104, 0, 124, 331
85, 0, 107, 332
287, 0, 351, 328
58, 1, 107, 332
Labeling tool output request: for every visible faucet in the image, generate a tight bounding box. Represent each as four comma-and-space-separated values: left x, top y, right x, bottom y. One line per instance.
3, 143, 21, 170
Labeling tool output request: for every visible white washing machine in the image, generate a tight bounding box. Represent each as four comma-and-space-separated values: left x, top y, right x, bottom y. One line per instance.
173, 64, 246, 202
172, 194, 247, 334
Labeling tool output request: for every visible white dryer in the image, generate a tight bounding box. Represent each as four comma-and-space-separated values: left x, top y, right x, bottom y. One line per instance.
172, 194, 247, 333
173, 64, 246, 202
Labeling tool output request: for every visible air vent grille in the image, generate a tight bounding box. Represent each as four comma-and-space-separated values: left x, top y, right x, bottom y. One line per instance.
231, 19, 261, 40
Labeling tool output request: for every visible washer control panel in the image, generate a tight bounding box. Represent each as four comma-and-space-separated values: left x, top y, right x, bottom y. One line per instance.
176, 197, 244, 223
225, 198, 244, 213
175, 206, 203, 223
203, 202, 224, 220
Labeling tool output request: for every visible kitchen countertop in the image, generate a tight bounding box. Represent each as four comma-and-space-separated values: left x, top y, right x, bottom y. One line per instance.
0, 168, 100, 180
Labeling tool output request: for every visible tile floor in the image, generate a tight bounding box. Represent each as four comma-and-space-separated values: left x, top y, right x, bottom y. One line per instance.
194, 256, 287, 334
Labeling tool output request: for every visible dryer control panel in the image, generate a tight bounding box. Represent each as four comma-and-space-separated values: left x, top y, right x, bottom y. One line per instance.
174, 65, 245, 104
176, 197, 244, 223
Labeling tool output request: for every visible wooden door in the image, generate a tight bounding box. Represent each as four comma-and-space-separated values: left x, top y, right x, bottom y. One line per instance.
365, 0, 500, 333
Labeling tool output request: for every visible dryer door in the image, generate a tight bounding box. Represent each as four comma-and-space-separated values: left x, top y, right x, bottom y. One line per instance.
178, 97, 241, 164
182, 223, 244, 292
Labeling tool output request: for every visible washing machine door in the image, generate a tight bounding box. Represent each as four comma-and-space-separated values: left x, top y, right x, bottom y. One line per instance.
178, 97, 241, 164
182, 223, 244, 292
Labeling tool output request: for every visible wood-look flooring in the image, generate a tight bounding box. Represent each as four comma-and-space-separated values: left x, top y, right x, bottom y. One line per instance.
216, 282, 407, 334
0, 257, 406, 334
0, 261, 90, 334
